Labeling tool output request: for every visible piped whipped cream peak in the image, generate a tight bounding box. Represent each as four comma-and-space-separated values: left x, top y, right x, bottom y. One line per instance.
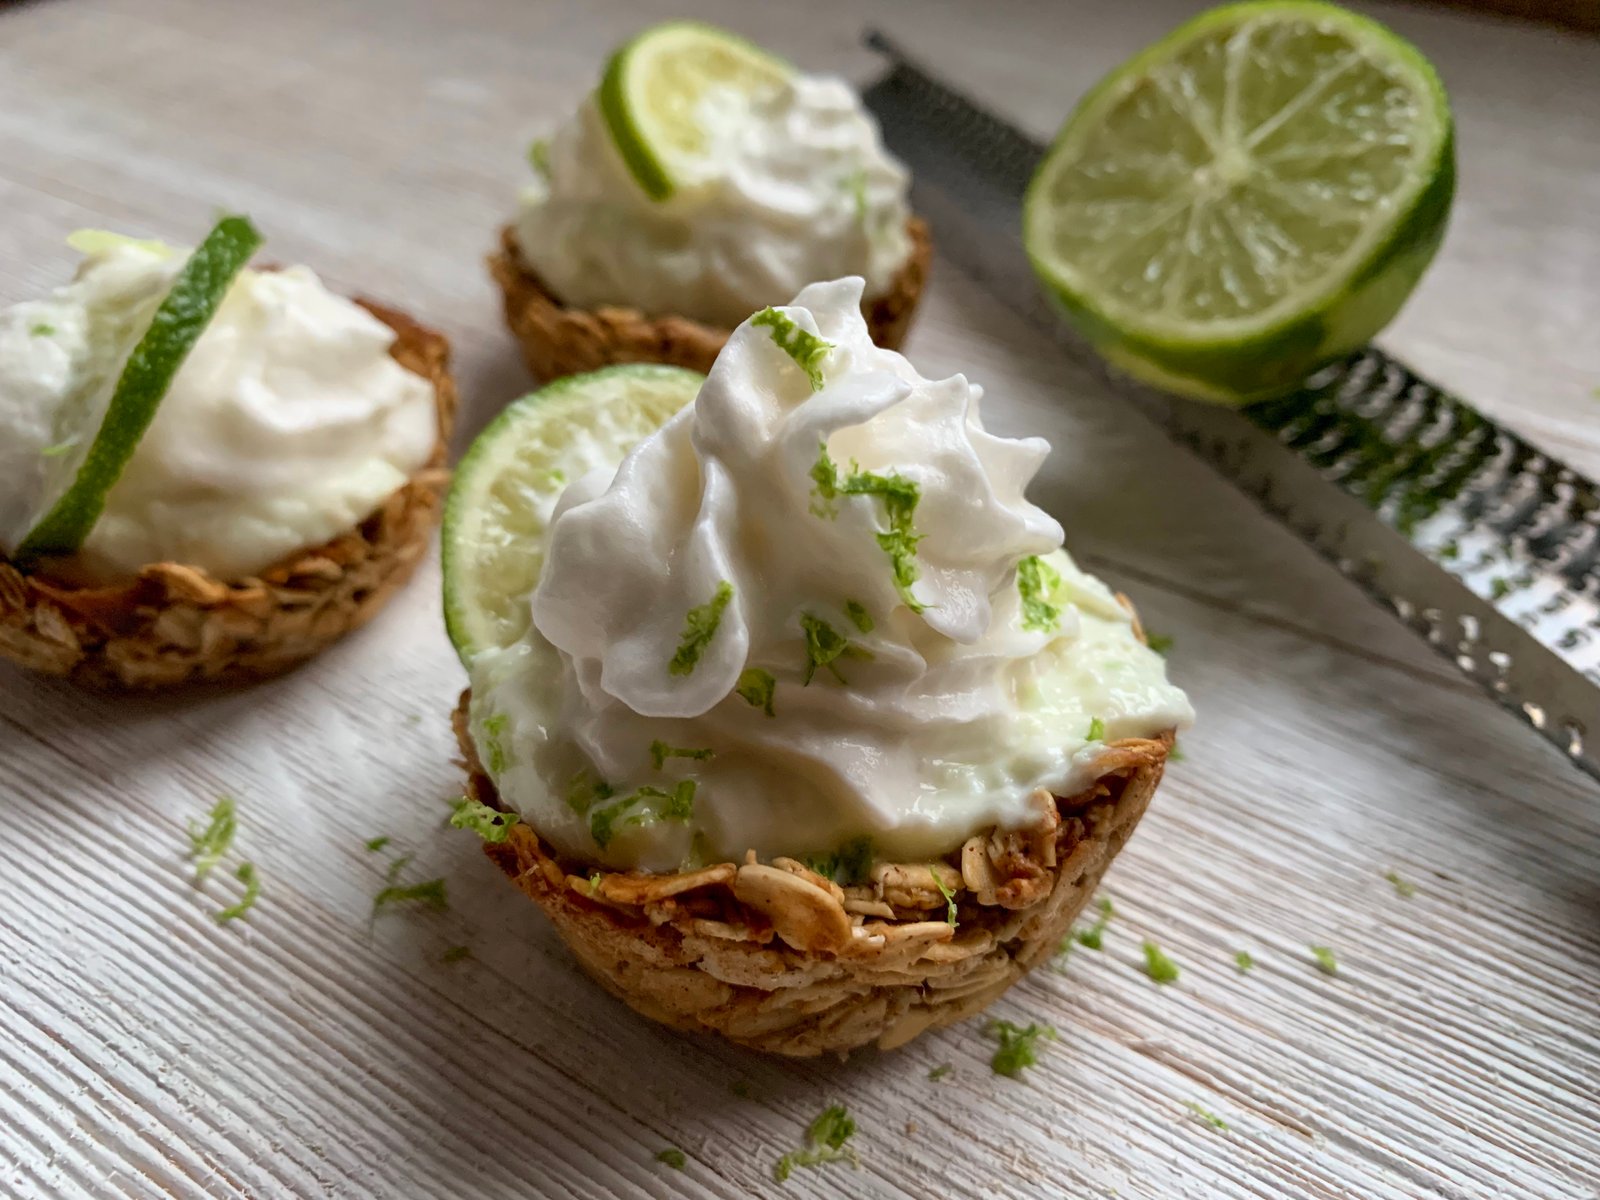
534, 276, 1067, 716
0, 234, 437, 580
474, 279, 1193, 872
515, 75, 913, 329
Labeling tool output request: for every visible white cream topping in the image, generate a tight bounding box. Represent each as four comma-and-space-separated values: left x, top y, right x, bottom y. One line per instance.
0, 237, 437, 581
514, 74, 913, 329
471, 279, 1193, 872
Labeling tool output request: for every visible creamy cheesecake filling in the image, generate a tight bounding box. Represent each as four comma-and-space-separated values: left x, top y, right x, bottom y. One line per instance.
470, 278, 1192, 872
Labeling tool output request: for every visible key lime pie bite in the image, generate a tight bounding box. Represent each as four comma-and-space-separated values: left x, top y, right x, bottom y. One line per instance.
489, 21, 929, 383
0, 217, 457, 688
446, 277, 1190, 1056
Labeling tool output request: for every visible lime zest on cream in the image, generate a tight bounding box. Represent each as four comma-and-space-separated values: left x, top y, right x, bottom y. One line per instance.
590, 782, 696, 847
809, 446, 927, 611
1017, 554, 1062, 632
772, 1103, 859, 1183
669, 580, 734, 676
751, 307, 831, 391
214, 862, 261, 923
930, 868, 957, 928
1086, 717, 1106, 742
567, 770, 615, 814
800, 613, 870, 685
650, 740, 715, 769
480, 712, 511, 774
1234, 950, 1255, 973
1142, 940, 1180, 984
39, 440, 77, 458
735, 667, 777, 716
449, 796, 520, 843
985, 1019, 1057, 1078
29, 323, 54, 337
187, 796, 238, 882
844, 600, 874, 633
1310, 944, 1339, 975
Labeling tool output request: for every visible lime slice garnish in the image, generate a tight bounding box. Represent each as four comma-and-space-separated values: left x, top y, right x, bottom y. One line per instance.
442, 364, 704, 665
1023, 1, 1453, 404
14, 215, 263, 563
598, 21, 793, 202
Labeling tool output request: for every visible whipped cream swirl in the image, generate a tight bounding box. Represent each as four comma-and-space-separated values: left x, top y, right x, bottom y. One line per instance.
472, 279, 1192, 872
0, 236, 437, 581
514, 74, 913, 329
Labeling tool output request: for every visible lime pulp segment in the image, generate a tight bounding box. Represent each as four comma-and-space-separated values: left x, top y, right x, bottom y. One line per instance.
598, 21, 792, 201
442, 364, 705, 665
14, 215, 263, 563
1024, 1, 1453, 403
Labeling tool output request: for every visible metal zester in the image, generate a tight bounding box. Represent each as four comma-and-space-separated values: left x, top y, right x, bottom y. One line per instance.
862, 31, 1600, 783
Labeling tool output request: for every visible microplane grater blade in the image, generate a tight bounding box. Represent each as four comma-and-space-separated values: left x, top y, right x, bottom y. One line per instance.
862, 30, 1600, 783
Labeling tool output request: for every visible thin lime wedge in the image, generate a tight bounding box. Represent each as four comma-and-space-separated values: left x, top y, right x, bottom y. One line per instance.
598, 21, 792, 202
442, 364, 704, 665
14, 215, 263, 563
1023, 1, 1453, 404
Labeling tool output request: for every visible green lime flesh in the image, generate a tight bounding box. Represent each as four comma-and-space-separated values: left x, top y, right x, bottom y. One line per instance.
597, 21, 792, 202
442, 364, 705, 666
14, 215, 263, 563
1023, 1, 1454, 405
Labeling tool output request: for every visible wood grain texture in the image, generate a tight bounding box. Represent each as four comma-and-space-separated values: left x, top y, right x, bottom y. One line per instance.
1, 1, 1598, 1198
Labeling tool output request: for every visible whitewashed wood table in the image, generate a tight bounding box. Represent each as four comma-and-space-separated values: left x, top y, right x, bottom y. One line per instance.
2, 1, 1598, 1197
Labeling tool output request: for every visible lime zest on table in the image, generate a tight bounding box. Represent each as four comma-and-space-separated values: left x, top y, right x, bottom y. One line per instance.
1142, 939, 1181, 984
214, 862, 261, 924
986, 1019, 1057, 1078
1075, 896, 1116, 950
442, 945, 472, 963
772, 1102, 859, 1183
1186, 1102, 1230, 1132
15, 214, 263, 562
1310, 944, 1339, 975
598, 21, 792, 201
363, 835, 392, 853
1384, 869, 1417, 898
655, 1148, 687, 1170
1023, 0, 1454, 404
1234, 950, 1256, 973
187, 795, 238, 882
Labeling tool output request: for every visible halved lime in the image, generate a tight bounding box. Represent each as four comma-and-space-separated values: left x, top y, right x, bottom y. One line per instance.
13, 216, 263, 563
442, 364, 704, 665
1023, 1, 1453, 404
598, 21, 793, 202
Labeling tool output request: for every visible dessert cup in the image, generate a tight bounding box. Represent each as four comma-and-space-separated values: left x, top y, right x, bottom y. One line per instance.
489, 217, 931, 383
0, 302, 456, 689
456, 683, 1170, 1057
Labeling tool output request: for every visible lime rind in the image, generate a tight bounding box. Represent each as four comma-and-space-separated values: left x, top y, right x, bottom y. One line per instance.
597, 21, 792, 202
1023, 0, 1453, 404
442, 364, 705, 666
14, 215, 263, 563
